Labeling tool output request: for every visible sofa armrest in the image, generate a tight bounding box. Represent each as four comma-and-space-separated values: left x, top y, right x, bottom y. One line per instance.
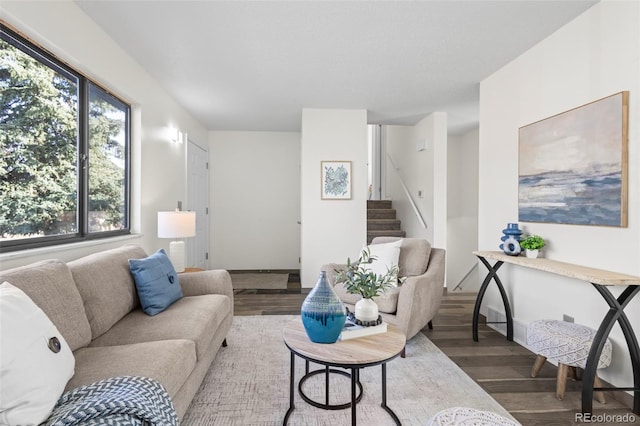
394, 248, 446, 339
320, 263, 348, 287
179, 270, 234, 303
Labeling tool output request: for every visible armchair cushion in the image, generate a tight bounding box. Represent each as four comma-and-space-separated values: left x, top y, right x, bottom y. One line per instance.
363, 240, 402, 278
331, 240, 403, 314
372, 237, 431, 277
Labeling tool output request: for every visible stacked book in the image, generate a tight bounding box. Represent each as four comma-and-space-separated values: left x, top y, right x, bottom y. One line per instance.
339, 318, 387, 341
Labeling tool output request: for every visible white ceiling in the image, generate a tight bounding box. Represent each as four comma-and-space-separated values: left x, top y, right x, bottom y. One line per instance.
75, 0, 598, 134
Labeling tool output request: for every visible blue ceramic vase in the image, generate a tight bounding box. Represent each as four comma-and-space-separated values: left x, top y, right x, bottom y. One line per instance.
502, 235, 522, 256
500, 223, 523, 255
301, 271, 347, 343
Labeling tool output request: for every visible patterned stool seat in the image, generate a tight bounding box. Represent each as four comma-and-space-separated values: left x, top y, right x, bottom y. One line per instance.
526, 319, 612, 402
428, 407, 520, 426
526, 319, 612, 369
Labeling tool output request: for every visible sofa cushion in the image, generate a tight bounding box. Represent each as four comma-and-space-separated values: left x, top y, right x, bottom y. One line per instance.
0, 282, 75, 426
372, 237, 431, 277
129, 249, 183, 316
0, 259, 91, 351
89, 294, 231, 361
68, 244, 148, 339
68, 340, 196, 397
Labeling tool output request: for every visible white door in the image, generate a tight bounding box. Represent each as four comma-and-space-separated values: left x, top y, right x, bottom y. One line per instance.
186, 140, 209, 269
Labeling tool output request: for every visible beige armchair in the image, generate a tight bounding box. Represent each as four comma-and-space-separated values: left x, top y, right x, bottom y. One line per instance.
321, 237, 446, 349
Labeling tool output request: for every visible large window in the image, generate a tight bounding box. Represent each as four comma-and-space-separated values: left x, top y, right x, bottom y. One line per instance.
1, 23, 130, 252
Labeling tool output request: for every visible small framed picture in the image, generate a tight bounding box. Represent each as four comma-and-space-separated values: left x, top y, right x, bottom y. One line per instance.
321, 161, 352, 200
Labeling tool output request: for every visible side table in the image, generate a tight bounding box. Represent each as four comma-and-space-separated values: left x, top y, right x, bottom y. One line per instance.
282, 319, 406, 425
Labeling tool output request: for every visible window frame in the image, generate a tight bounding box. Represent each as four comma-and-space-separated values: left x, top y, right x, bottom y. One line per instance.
1, 22, 131, 253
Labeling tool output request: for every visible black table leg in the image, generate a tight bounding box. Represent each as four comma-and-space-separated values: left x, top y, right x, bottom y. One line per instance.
381, 363, 401, 425
582, 284, 640, 415
325, 365, 330, 406
283, 351, 295, 425
351, 367, 357, 425
473, 257, 513, 342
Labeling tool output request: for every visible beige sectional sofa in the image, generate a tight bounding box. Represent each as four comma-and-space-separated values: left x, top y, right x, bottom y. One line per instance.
0, 244, 233, 420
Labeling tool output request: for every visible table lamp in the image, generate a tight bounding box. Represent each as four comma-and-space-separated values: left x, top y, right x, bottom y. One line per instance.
157, 211, 196, 272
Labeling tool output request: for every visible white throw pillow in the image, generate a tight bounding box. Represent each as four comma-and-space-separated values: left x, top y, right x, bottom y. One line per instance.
363, 240, 402, 282
0, 281, 75, 425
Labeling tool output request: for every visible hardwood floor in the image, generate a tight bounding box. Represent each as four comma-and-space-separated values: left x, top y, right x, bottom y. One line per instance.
233, 285, 639, 425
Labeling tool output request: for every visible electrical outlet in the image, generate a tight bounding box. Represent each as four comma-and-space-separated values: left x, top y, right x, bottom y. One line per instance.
563, 314, 574, 323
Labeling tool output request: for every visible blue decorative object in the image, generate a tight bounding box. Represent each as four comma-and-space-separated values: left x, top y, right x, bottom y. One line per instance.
129, 249, 183, 316
499, 222, 523, 252
301, 271, 347, 343
502, 235, 522, 256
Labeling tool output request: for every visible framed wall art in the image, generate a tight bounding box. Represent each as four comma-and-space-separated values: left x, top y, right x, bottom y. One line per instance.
321, 161, 352, 200
518, 91, 629, 227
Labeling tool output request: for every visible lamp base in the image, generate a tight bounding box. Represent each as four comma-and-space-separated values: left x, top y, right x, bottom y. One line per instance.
169, 240, 186, 273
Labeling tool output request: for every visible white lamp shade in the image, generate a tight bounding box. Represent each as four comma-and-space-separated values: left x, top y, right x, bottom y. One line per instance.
157, 211, 196, 238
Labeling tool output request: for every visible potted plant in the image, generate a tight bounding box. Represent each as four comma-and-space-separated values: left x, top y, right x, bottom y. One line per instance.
335, 248, 400, 322
519, 234, 545, 258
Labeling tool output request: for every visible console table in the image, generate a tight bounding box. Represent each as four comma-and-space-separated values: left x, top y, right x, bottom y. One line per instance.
473, 250, 640, 415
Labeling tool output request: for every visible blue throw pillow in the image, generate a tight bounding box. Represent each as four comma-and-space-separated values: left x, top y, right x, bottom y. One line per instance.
129, 249, 183, 316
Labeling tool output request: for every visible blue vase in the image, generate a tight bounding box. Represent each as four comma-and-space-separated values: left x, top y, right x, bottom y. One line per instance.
502, 235, 522, 256
499, 222, 523, 251
301, 271, 347, 343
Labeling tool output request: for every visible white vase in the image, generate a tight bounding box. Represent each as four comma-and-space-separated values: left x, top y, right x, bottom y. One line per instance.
355, 298, 379, 322
525, 249, 539, 258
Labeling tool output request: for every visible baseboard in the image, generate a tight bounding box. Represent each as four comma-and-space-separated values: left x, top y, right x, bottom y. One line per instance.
228, 269, 300, 283
486, 306, 527, 345
227, 269, 299, 275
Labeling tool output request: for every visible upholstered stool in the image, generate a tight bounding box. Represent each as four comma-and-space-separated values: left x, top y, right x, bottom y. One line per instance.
526, 319, 612, 403
427, 407, 519, 426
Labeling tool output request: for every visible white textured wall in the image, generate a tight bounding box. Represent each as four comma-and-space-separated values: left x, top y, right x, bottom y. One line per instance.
0, 1, 208, 270
301, 109, 367, 288
447, 129, 480, 291
384, 113, 448, 249
209, 131, 301, 270
479, 0, 640, 390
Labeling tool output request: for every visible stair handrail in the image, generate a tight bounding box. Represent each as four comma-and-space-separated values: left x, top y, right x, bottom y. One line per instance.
452, 262, 478, 291
386, 153, 427, 229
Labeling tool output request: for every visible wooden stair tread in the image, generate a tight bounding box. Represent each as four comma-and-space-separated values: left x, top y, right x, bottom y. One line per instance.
367, 200, 404, 244
367, 200, 392, 209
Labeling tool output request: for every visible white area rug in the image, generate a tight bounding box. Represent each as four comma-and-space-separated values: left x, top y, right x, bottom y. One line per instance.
230, 273, 289, 290
182, 315, 517, 425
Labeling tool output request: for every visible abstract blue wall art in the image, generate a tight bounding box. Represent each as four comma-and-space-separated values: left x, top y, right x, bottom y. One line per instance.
321, 161, 352, 200
519, 92, 628, 227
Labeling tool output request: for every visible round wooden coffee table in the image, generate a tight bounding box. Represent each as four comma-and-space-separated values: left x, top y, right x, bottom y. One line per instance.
282, 318, 406, 425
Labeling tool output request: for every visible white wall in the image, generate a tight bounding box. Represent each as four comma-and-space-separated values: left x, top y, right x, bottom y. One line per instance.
384, 113, 448, 249
301, 109, 367, 288
479, 0, 639, 390
209, 131, 301, 270
447, 128, 480, 291
0, 1, 207, 269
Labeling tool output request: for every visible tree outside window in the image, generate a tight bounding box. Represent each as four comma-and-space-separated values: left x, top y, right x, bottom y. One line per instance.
0, 24, 130, 251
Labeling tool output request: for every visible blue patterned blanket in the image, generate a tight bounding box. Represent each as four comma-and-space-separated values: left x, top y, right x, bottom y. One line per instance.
44, 376, 178, 426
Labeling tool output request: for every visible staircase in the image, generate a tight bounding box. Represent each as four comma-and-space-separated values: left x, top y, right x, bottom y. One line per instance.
367, 200, 406, 244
